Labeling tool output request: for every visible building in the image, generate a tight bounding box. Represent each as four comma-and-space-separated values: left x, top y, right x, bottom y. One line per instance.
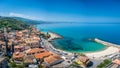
34, 51, 53, 61
24, 55, 37, 68
14, 45, 24, 52
112, 59, 120, 65
44, 55, 64, 67
25, 48, 45, 55
0, 57, 7, 68
0, 33, 4, 40
34, 51, 64, 67
76, 56, 90, 67
25, 37, 41, 48
111, 59, 120, 68
13, 52, 24, 61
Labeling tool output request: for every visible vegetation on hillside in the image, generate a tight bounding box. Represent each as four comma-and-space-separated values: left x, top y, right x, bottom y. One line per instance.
12, 17, 46, 25
0, 17, 30, 31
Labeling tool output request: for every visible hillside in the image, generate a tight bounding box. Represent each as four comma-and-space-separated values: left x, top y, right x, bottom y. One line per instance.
12, 17, 47, 25
0, 16, 30, 31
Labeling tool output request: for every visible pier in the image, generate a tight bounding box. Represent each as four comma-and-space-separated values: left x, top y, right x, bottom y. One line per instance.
94, 38, 120, 48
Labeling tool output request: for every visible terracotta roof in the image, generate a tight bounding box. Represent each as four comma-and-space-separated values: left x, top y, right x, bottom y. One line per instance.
26, 48, 44, 54
13, 52, 24, 59
34, 52, 52, 59
44, 55, 63, 64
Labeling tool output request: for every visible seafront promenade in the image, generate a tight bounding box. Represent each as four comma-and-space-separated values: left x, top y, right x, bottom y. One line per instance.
41, 38, 75, 67
41, 32, 76, 67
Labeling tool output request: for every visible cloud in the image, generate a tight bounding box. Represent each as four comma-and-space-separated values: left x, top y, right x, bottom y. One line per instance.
9, 12, 40, 20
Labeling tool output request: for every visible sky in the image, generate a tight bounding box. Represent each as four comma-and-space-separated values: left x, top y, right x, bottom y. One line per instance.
0, 0, 120, 22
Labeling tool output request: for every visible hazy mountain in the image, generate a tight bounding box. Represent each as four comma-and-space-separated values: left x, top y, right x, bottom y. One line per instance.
12, 17, 47, 25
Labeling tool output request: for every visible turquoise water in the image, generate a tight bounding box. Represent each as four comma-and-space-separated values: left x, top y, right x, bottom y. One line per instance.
36, 23, 120, 52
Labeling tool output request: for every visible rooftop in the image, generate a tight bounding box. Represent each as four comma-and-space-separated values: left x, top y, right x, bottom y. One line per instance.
13, 52, 24, 59
112, 59, 120, 65
44, 55, 63, 64
14, 45, 24, 49
34, 51, 52, 59
24, 55, 36, 64
0, 41, 5, 45
78, 56, 90, 63
25, 48, 44, 54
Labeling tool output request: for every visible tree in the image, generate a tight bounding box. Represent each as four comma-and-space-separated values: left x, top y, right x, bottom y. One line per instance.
38, 64, 42, 68
97, 59, 111, 68
10, 62, 16, 67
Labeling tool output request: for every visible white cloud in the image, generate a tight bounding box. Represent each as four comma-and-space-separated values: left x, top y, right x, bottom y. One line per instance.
9, 12, 40, 20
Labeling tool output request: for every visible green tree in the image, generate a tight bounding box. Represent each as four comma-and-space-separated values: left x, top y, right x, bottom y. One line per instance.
10, 62, 16, 67
38, 64, 42, 68
97, 59, 111, 68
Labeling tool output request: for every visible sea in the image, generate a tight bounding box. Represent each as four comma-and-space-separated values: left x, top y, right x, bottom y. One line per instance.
36, 22, 120, 53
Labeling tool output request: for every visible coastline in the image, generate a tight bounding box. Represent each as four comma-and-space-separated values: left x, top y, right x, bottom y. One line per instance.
43, 32, 73, 55
85, 46, 119, 59
47, 31, 63, 42
44, 31, 120, 59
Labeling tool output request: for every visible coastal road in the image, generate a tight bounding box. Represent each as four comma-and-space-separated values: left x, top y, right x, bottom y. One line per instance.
41, 38, 104, 68
41, 38, 74, 66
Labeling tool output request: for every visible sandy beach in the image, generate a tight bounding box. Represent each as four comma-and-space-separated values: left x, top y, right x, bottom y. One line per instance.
85, 46, 119, 59
85, 38, 120, 59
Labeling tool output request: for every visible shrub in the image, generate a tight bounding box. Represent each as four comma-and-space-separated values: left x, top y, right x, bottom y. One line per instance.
97, 59, 111, 68
10, 62, 16, 67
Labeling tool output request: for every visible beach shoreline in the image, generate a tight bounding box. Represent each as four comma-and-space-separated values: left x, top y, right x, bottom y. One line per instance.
45, 31, 120, 59
42, 31, 72, 54
84, 38, 120, 59
85, 46, 119, 59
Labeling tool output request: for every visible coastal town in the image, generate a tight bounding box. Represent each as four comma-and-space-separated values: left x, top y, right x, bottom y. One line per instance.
0, 24, 120, 68
0, 17, 120, 68
1, 0, 120, 68
0, 26, 92, 68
